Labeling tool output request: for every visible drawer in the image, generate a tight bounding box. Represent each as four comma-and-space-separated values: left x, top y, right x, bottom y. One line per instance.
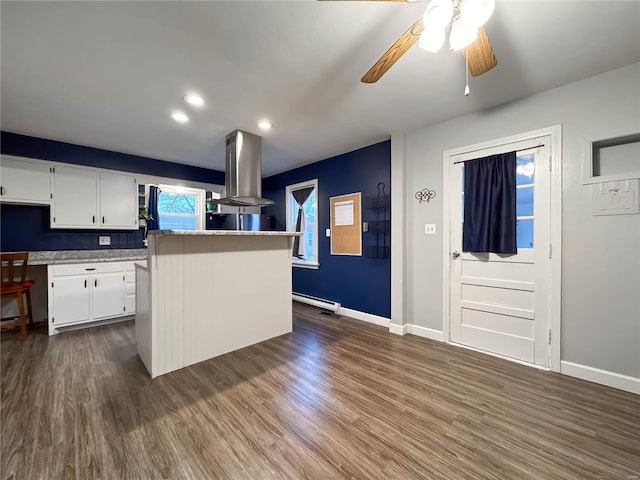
52, 262, 124, 277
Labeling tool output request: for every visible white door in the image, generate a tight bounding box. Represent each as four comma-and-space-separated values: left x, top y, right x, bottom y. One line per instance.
449, 137, 552, 367
51, 276, 91, 326
99, 172, 137, 229
51, 165, 98, 228
92, 272, 125, 320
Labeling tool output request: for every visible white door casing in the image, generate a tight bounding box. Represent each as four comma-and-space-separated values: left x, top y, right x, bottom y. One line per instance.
443, 126, 562, 371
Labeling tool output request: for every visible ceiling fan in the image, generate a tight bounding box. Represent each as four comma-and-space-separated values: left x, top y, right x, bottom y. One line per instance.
351, 0, 498, 84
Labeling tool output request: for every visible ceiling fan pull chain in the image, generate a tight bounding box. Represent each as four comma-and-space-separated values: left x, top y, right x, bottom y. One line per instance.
464, 47, 470, 96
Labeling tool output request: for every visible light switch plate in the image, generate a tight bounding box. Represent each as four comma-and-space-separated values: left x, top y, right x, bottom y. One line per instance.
325, 228, 331, 237
425, 224, 436, 235
99, 236, 111, 246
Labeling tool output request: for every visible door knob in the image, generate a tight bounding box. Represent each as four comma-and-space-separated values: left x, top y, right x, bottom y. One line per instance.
452, 251, 461, 259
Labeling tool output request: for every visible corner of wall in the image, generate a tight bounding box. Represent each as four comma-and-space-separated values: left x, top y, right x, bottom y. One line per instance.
391, 132, 407, 327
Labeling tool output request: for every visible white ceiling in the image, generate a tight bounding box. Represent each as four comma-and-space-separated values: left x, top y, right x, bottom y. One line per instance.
1, 1, 639, 177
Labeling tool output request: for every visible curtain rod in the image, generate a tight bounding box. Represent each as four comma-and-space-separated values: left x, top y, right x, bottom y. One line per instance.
453, 144, 545, 164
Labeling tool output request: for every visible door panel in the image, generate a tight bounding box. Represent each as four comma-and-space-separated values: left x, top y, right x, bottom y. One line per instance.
461, 308, 534, 338
449, 138, 551, 366
52, 276, 91, 325
99, 172, 137, 228
52, 166, 98, 228
462, 284, 534, 310
92, 272, 125, 320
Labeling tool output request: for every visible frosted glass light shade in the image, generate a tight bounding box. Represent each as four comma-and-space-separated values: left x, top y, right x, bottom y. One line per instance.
449, 17, 478, 50
418, 28, 445, 53
422, 0, 454, 30
459, 0, 495, 28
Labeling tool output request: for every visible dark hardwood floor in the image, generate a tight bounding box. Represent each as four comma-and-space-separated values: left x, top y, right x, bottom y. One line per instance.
1, 303, 639, 479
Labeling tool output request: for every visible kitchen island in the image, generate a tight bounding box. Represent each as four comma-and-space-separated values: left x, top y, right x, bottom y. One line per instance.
136, 230, 299, 378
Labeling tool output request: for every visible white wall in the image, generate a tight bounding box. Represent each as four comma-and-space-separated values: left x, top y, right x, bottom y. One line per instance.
393, 63, 640, 378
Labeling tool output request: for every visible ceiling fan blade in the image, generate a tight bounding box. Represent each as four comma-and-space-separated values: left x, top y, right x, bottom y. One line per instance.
462, 26, 497, 77
361, 19, 424, 83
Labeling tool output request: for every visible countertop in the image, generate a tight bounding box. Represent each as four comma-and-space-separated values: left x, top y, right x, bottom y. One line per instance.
147, 230, 301, 237
18, 249, 148, 266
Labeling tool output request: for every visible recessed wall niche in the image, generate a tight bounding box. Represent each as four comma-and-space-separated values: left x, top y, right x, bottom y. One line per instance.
583, 132, 640, 184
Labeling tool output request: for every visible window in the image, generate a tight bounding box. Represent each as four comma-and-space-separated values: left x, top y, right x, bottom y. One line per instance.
286, 179, 318, 268
515, 153, 535, 248
157, 184, 205, 230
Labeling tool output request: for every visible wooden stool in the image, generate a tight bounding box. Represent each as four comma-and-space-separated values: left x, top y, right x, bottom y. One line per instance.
1, 252, 35, 338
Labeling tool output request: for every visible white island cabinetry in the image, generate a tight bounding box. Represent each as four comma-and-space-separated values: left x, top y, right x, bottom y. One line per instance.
136, 230, 299, 378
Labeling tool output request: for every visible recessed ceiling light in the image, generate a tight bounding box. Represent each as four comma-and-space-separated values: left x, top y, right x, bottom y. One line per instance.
170, 111, 189, 123
184, 93, 205, 107
258, 120, 272, 130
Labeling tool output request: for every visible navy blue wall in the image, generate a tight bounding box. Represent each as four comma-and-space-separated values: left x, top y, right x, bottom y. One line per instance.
1, 132, 224, 184
262, 141, 391, 319
1, 131, 224, 252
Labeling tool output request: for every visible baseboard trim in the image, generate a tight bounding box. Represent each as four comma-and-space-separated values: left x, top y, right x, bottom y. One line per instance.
561, 361, 640, 395
339, 307, 390, 328
406, 324, 444, 342
389, 323, 407, 336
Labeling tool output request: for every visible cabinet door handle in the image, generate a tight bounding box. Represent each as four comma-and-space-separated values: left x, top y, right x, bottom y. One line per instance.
94, 279, 97, 288
92, 216, 96, 224
84, 268, 96, 271
0, 186, 5, 195
102, 216, 105, 224
84, 280, 87, 288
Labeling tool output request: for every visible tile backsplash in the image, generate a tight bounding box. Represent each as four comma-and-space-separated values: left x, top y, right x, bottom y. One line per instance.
1, 204, 145, 252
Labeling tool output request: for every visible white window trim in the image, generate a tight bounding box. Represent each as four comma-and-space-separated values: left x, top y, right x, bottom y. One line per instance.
286, 179, 319, 269
157, 184, 206, 231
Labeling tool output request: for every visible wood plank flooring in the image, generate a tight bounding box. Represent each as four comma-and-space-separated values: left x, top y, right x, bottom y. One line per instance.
2, 303, 639, 479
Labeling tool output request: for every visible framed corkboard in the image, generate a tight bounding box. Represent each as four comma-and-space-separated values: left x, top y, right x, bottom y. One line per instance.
330, 192, 362, 256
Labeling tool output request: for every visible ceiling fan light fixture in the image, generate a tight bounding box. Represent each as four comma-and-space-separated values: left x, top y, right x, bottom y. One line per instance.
422, 0, 454, 30
418, 28, 445, 53
459, 0, 495, 28
449, 17, 478, 51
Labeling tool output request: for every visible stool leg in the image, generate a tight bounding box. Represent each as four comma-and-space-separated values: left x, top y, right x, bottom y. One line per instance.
16, 292, 27, 338
25, 289, 34, 325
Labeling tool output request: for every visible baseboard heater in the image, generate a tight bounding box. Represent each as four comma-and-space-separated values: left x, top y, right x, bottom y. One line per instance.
292, 293, 341, 314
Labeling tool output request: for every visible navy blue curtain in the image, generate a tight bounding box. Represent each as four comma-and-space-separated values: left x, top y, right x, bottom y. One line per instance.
291, 187, 314, 258
463, 152, 517, 254
147, 185, 159, 231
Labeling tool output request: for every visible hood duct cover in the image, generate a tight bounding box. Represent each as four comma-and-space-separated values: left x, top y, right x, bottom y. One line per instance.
216, 129, 274, 207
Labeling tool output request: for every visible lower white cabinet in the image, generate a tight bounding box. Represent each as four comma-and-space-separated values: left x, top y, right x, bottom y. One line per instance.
49, 275, 92, 325
92, 272, 127, 320
48, 260, 145, 335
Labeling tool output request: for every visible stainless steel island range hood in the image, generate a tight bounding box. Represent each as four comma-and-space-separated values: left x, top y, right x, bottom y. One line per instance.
215, 129, 274, 207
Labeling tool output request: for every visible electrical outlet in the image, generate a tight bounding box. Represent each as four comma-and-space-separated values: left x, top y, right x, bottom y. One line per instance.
325, 228, 331, 237
363, 222, 369, 232
99, 236, 111, 246
424, 224, 436, 235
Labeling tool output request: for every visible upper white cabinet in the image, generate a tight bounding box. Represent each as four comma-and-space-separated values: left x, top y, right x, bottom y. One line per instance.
0, 155, 52, 205
51, 165, 138, 230
51, 165, 99, 228
99, 172, 138, 229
